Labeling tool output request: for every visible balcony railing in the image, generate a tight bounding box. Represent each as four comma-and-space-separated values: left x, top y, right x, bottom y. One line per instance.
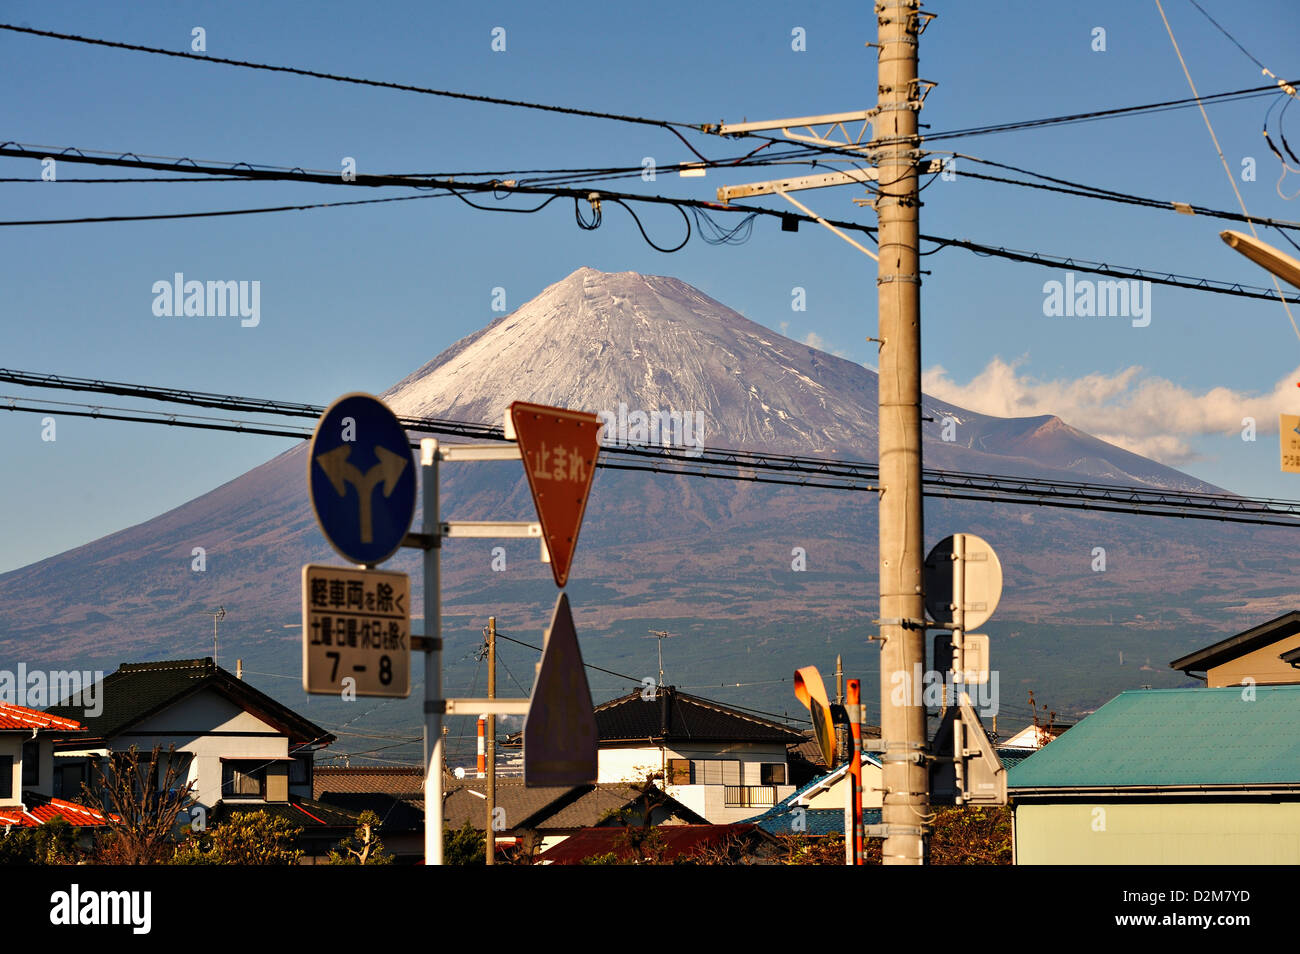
723, 784, 778, 808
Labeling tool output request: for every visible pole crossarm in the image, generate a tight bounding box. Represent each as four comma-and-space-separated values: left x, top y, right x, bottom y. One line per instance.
718, 168, 880, 203
714, 109, 876, 150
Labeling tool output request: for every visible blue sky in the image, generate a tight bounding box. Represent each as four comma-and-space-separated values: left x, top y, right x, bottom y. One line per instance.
2, 0, 1299, 574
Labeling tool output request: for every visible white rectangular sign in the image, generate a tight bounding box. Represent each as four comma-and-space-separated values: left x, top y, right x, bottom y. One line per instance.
302, 564, 410, 698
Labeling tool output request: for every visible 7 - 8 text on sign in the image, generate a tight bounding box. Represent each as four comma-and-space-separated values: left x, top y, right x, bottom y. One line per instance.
302, 564, 410, 698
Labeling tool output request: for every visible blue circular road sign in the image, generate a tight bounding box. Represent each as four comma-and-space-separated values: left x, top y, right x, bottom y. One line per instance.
308, 393, 417, 566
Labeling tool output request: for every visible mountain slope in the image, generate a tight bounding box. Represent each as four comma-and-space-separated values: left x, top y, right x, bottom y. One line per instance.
0, 267, 1282, 734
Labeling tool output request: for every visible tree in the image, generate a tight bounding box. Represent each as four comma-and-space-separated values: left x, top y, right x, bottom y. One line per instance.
0, 817, 83, 865
171, 810, 303, 865
327, 810, 393, 865
82, 744, 196, 865
928, 806, 1013, 865
443, 821, 485, 866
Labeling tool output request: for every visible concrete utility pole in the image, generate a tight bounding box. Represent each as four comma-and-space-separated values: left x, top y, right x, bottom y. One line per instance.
486, 615, 497, 866
874, 0, 930, 865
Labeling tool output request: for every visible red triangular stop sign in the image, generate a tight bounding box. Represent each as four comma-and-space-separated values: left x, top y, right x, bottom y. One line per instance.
510, 401, 602, 588
524, 592, 598, 787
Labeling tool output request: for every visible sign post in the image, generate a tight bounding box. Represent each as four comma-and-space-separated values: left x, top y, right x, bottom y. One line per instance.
923, 533, 1007, 807
523, 593, 598, 786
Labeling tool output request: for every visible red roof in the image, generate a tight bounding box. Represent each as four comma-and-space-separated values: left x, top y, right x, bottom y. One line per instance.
0, 704, 85, 733
0, 796, 110, 828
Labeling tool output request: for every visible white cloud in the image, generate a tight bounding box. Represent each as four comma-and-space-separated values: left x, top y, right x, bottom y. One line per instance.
922, 355, 1300, 465
800, 330, 849, 359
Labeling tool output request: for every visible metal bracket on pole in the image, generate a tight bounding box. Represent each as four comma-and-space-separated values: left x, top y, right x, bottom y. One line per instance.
865, 823, 925, 839
873, 617, 928, 630
773, 187, 879, 261
441, 521, 542, 538
435, 443, 522, 462
440, 698, 530, 717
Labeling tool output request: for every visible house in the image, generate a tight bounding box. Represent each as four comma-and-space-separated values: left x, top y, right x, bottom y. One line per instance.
998, 722, 1073, 750
314, 768, 710, 860
594, 686, 804, 824
314, 766, 425, 862
46, 658, 350, 860
748, 753, 884, 837
1008, 685, 1300, 864
0, 704, 109, 831
536, 823, 781, 864
1170, 610, 1300, 687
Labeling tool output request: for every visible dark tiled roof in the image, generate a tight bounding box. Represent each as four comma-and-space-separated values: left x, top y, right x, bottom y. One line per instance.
753, 806, 882, 837
314, 767, 423, 799
540, 783, 706, 829
315, 792, 424, 832
442, 778, 574, 832
595, 687, 805, 745
46, 658, 333, 748
211, 796, 359, 831
439, 778, 709, 833
537, 824, 775, 864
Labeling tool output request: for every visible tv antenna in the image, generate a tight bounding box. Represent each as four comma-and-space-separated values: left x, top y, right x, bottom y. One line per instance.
647, 630, 676, 686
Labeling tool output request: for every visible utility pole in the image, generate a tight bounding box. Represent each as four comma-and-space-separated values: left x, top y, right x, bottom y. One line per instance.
874, 0, 930, 865
486, 615, 497, 866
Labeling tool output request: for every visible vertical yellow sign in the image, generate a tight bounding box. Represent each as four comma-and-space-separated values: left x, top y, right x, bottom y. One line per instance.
1282, 415, 1300, 474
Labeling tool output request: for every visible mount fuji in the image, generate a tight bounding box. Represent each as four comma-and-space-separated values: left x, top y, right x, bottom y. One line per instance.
0, 267, 1289, 735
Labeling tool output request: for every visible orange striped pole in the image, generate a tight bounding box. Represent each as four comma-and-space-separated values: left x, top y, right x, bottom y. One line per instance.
847, 679, 864, 865
476, 715, 487, 778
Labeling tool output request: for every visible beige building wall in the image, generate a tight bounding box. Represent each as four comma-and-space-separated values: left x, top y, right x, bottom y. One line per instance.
1207, 634, 1300, 687
1016, 801, 1300, 864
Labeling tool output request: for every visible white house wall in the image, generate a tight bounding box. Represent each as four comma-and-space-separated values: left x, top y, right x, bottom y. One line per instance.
104, 691, 290, 809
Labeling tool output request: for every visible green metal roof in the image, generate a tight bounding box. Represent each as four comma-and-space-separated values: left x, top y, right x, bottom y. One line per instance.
1008, 686, 1300, 790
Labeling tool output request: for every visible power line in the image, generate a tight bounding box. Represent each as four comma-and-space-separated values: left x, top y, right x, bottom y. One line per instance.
0, 191, 446, 226
0, 23, 716, 156
7, 372, 1300, 526
4, 141, 1297, 302
919, 80, 1294, 143
950, 153, 1300, 232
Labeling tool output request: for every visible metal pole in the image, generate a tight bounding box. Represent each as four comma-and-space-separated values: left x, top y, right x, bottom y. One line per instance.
952, 535, 965, 807
421, 438, 444, 866
486, 615, 496, 866
875, 0, 929, 865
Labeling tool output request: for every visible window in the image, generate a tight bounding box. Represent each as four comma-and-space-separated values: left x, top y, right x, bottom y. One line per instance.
761, 763, 787, 785
222, 761, 264, 799
689, 759, 741, 785
54, 762, 85, 799
0, 755, 11, 799
22, 740, 38, 787
289, 754, 312, 787
667, 759, 691, 784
